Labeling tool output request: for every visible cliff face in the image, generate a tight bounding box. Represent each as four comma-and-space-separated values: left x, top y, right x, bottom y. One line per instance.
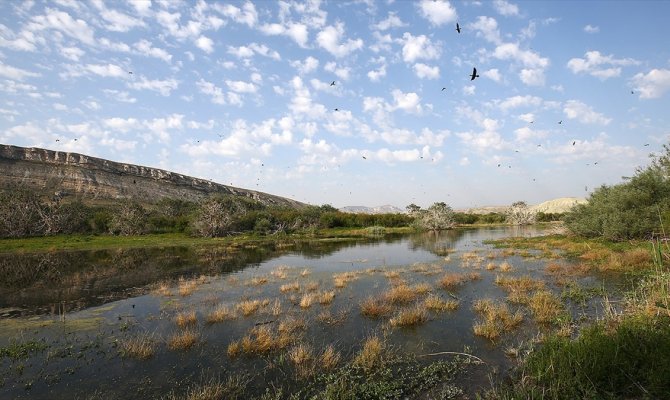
0, 144, 305, 208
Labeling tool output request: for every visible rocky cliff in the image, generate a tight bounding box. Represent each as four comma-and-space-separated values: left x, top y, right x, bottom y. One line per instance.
0, 144, 305, 208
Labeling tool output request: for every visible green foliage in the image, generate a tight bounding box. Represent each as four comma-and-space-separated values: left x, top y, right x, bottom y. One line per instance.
497, 316, 670, 399
564, 166, 670, 240
0, 340, 48, 360
535, 212, 563, 222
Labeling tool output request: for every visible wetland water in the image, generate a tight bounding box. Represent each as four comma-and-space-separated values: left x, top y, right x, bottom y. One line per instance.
0, 227, 622, 399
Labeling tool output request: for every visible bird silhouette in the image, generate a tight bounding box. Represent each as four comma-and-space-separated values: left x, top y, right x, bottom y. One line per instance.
362, 156, 367, 160
330, 81, 336, 86
456, 22, 461, 33
334, 108, 339, 111
470, 67, 479, 81
128, 71, 133, 74
55, 139, 60, 142
644, 143, 650, 146
572, 141, 576, 146
631, 90, 635, 94
558, 120, 562, 124
441, 87, 446, 91
497, 163, 501, 167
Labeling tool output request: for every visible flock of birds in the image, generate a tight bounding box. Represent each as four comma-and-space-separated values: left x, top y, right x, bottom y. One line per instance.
48, 21, 653, 200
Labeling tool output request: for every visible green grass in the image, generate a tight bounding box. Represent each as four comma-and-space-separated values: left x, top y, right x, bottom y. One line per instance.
0, 228, 413, 254
0, 340, 48, 360
492, 316, 670, 400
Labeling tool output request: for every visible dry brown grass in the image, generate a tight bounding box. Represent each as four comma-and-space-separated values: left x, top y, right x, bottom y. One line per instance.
499, 261, 513, 272
280, 282, 300, 293
153, 280, 172, 296
424, 294, 459, 312
390, 306, 428, 327
529, 290, 564, 324
270, 298, 282, 316
439, 273, 467, 289
384, 270, 401, 279
206, 305, 236, 324
299, 293, 316, 308
175, 310, 197, 328
237, 299, 264, 316
317, 309, 349, 325
317, 290, 335, 305
271, 266, 289, 279
495, 275, 546, 305
119, 332, 156, 360
249, 276, 269, 286
360, 296, 392, 318
333, 271, 358, 288
305, 281, 320, 292
288, 343, 314, 378
472, 299, 524, 341
227, 341, 241, 358
178, 278, 198, 296
413, 282, 433, 294
545, 262, 564, 274
410, 263, 443, 276
233, 324, 295, 355
278, 316, 307, 336
486, 262, 497, 271
300, 268, 312, 277
383, 284, 419, 304
354, 336, 384, 370
320, 344, 341, 370
167, 329, 199, 350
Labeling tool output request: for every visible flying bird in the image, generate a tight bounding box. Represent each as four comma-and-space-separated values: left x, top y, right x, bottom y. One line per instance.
572, 141, 576, 146
441, 87, 446, 91
497, 163, 501, 167
631, 90, 635, 94
644, 143, 650, 146
128, 71, 133, 74
362, 156, 367, 160
456, 22, 461, 33
330, 81, 336, 86
558, 120, 562, 124
334, 108, 339, 111
470, 67, 479, 81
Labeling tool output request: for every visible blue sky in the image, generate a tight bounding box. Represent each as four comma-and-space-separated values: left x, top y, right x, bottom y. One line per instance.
1, 0, 670, 209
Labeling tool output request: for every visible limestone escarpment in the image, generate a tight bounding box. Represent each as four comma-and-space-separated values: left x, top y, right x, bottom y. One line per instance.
0, 144, 305, 208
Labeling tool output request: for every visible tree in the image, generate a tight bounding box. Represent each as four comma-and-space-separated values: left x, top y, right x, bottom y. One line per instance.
506, 201, 536, 225
192, 196, 251, 237
406, 203, 422, 216
0, 187, 41, 237
109, 201, 148, 235
418, 202, 456, 231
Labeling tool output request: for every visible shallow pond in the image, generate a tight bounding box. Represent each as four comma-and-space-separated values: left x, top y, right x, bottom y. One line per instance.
0, 227, 624, 399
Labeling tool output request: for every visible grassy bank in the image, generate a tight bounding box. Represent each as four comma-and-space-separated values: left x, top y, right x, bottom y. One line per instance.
486, 234, 670, 399
0, 227, 414, 254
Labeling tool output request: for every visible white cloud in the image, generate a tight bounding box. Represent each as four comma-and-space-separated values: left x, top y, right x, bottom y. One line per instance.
103, 89, 137, 103
288, 76, 327, 119
583, 24, 599, 33
417, 0, 457, 27
391, 89, 423, 114
195, 36, 214, 53
470, 16, 501, 44
376, 148, 421, 163
0, 61, 41, 80
226, 80, 257, 93
84, 63, 127, 78
259, 22, 309, 47
519, 68, 545, 86
400, 33, 440, 63
196, 79, 226, 105
291, 56, 319, 74
128, 0, 152, 15
567, 51, 640, 80
492, 42, 549, 86
324, 61, 351, 81
493, 0, 519, 16
27, 9, 96, 45
217, 1, 258, 27
514, 126, 548, 142
60, 46, 85, 61
103, 117, 140, 132
101, 8, 145, 32
483, 68, 502, 82
367, 64, 387, 82
374, 12, 407, 30
631, 69, 670, 99
128, 76, 179, 96
316, 22, 364, 58
563, 100, 611, 125
496, 95, 542, 112
227, 43, 280, 60
134, 40, 172, 63
413, 63, 440, 79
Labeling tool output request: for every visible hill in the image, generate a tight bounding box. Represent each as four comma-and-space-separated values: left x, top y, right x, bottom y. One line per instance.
339, 205, 405, 214
458, 197, 586, 215
0, 144, 305, 208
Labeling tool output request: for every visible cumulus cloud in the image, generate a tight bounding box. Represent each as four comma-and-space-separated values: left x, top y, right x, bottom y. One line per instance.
316, 22, 364, 58
563, 100, 611, 125
290, 56, 319, 74
216, 1, 258, 27
367, 64, 387, 82
413, 63, 440, 79
259, 22, 309, 47
391, 89, 423, 114
417, 0, 457, 27
374, 12, 407, 30
496, 95, 543, 112
195, 36, 215, 53
100, 8, 145, 32
631, 69, 670, 99
483, 68, 502, 82
567, 51, 640, 80
470, 16, 501, 44
324, 61, 351, 81
493, 42, 549, 86
400, 33, 440, 63
134, 40, 172, 63
493, 0, 519, 16
0, 61, 41, 80
226, 80, 257, 93
227, 43, 280, 60
583, 24, 599, 33
128, 76, 179, 96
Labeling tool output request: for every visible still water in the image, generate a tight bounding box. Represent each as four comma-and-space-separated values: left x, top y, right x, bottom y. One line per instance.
0, 227, 618, 399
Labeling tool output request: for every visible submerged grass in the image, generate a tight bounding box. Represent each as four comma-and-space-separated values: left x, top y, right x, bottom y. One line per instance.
119, 332, 156, 360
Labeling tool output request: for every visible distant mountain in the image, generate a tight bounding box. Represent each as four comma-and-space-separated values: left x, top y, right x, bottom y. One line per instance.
339, 205, 405, 214
0, 144, 305, 208
458, 197, 586, 215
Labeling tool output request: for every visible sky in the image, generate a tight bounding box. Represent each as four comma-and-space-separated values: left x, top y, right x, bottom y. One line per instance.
1, 0, 670, 210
